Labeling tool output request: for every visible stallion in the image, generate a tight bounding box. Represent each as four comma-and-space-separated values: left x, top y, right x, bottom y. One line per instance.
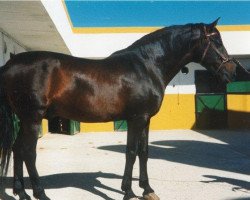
0, 19, 237, 200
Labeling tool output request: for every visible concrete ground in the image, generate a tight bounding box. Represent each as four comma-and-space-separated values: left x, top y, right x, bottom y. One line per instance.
1, 130, 250, 200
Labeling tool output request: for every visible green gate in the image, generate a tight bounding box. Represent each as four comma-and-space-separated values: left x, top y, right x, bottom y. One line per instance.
69, 120, 80, 135
195, 94, 227, 129
114, 120, 127, 131
227, 81, 250, 93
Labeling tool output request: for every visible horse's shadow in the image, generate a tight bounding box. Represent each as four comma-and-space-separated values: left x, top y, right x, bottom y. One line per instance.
202, 175, 250, 194
1, 171, 124, 200
98, 140, 250, 175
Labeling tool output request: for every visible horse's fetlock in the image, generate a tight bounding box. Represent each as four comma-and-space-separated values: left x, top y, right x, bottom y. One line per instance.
139, 179, 148, 188
142, 185, 154, 196
33, 190, 51, 200
16, 191, 31, 200
13, 179, 24, 194
33, 187, 45, 199
122, 177, 132, 192
123, 190, 137, 200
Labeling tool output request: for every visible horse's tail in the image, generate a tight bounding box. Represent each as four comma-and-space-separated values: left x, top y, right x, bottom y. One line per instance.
0, 66, 15, 176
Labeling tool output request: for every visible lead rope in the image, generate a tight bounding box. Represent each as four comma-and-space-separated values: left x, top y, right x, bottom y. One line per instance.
232, 58, 250, 74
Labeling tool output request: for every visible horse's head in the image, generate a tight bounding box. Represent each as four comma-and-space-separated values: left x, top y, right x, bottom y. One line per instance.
193, 18, 237, 83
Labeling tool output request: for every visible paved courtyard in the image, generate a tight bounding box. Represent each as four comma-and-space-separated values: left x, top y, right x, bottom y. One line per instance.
1, 130, 250, 200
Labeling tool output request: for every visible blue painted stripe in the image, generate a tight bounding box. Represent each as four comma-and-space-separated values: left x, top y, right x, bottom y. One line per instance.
65, 1, 250, 27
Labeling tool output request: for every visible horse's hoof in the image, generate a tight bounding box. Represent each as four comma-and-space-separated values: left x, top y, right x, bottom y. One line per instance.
37, 194, 51, 200
20, 196, 31, 200
36, 196, 51, 200
34, 191, 51, 200
123, 190, 139, 200
37, 197, 51, 200
18, 191, 31, 200
125, 198, 140, 200
20, 198, 31, 200
124, 195, 140, 200
143, 192, 160, 200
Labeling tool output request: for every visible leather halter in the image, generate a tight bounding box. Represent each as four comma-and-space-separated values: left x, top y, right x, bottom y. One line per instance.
200, 27, 233, 74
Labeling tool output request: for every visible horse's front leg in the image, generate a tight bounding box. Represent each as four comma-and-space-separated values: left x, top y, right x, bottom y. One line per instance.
21, 121, 50, 200
12, 131, 31, 200
138, 121, 160, 200
122, 119, 139, 200
122, 116, 149, 200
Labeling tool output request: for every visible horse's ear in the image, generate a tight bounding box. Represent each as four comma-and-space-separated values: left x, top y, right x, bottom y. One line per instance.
208, 17, 220, 30
10, 53, 15, 59
211, 17, 220, 27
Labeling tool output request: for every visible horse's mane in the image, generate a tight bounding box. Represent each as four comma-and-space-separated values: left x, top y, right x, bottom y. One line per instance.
110, 23, 204, 58
128, 27, 170, 48
126, 23, 204, 53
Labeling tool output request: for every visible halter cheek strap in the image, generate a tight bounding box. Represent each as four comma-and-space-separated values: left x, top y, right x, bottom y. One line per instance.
200, 26, 232, 74
200, 40, 211, 63
200, 27, 249, 76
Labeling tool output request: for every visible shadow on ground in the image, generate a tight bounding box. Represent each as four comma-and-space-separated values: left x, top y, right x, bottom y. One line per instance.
1, 172, 124, 200
98, 130, 250, 173
98, 130, 250, 195
195, 130, 250, 157
99, 141, 250, 175
202, 175, 250, 193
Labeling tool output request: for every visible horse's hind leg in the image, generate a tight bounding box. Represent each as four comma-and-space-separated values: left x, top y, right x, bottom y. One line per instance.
21, 120, 50, 200
12, 130, 31, 200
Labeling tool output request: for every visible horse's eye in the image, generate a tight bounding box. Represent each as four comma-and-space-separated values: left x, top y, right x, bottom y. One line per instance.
212, 38, 222, 46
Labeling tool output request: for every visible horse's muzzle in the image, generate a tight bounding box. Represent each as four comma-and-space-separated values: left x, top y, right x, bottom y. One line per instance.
219, 60, 237, 83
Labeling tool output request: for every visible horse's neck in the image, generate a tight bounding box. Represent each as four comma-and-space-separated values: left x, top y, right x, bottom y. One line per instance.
134, 37, 192, 88
136, 41, 166, 64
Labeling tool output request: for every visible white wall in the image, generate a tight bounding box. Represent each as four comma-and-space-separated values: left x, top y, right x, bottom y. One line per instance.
0, 32, 4, 66
0, 31, 26, 66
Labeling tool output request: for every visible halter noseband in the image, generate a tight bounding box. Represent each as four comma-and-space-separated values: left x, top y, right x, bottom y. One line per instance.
200, 27, 233, 74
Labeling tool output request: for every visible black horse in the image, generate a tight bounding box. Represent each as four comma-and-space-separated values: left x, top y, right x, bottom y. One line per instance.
0, 19, 237, 200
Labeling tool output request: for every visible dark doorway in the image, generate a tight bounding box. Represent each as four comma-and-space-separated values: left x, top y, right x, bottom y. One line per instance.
195, 70, 227, 129
49, 117, 80, 135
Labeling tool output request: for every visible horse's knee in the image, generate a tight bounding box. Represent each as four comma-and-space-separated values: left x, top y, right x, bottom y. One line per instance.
126, 150, 137, 162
